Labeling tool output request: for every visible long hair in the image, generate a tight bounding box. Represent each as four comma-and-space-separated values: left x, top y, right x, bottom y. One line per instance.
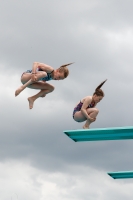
58, 62, 74, 78
93, 79, 107, 97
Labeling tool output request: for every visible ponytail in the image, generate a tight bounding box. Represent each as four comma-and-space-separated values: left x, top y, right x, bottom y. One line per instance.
59, 62, 74, 68
93, 79, 107, 97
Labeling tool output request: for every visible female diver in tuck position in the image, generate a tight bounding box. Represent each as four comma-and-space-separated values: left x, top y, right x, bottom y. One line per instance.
15, 62, 73, 109
73, 80, 107, 129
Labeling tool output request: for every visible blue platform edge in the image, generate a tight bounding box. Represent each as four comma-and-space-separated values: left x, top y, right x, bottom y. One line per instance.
108, 171, 133, 179
63, 126, 133, 142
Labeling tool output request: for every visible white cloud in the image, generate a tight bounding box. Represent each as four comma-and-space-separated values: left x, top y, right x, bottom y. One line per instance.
0, 160, 133, 200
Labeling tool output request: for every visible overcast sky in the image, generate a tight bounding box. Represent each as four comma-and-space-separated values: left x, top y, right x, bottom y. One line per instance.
1, 0, 133, 199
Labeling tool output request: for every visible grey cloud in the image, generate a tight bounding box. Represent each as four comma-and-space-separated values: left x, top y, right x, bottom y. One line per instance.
1, 0, 133, 199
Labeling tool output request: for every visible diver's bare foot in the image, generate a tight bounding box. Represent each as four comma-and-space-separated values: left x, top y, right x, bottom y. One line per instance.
28, 97, 35, 109
83, 125, 90, 129
15, 86, 24, 96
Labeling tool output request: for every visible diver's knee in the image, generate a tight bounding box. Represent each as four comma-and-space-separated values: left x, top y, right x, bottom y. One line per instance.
94, 108, 99, 114
49, 85, 55, 92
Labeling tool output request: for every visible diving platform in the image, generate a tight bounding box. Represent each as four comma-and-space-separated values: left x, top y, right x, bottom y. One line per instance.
63, 126, 133, 142
108, 171, 133, 179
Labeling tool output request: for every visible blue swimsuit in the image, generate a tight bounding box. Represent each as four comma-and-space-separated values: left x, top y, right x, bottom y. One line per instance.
73, 101, 95, 118
23, 68, 53, 81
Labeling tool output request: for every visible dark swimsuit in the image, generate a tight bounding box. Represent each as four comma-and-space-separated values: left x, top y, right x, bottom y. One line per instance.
73, 101, 95, 118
